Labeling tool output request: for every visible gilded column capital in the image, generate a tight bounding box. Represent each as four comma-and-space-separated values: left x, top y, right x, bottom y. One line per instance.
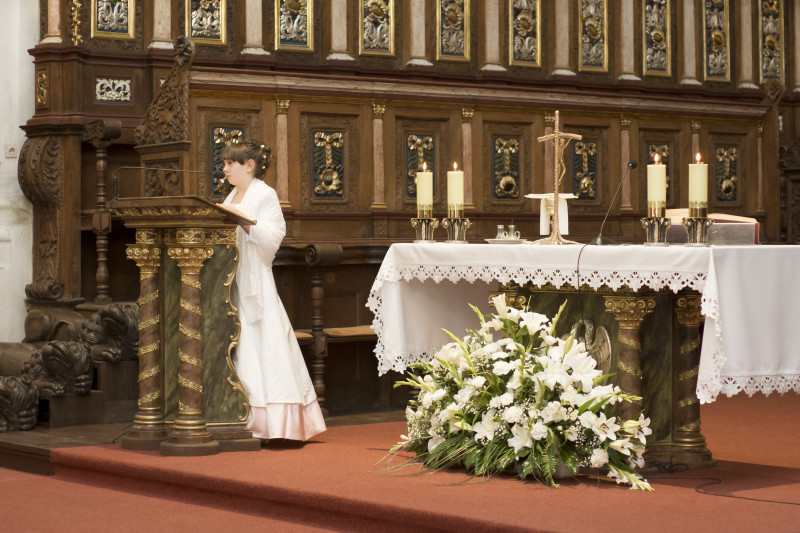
675, 295, 703, 327
604, 296, 656, 328
691, 120, 702, 134
168, 247, 214, 274
544, 112, 556, 126
372, 102, 386, 119
276, 98, 291, 114
461, 107, 474, 122
619, 115, 631, 129
135, 229, 161, 245
127, 245, 162, 273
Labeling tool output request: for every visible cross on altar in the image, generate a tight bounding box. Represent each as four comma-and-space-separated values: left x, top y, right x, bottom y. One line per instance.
536, 110, 582, 245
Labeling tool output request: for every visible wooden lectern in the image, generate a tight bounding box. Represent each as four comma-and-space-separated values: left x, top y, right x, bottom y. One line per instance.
111, 196, 260, 456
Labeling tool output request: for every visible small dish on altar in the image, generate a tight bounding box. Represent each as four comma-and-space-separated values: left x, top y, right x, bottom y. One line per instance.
485, 238, 528, 244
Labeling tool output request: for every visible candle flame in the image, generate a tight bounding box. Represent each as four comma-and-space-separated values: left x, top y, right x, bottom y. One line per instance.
453, 162, 458, 171
696, 153, 701, 163
422, 162, 427, 171
653, 153, 659, 164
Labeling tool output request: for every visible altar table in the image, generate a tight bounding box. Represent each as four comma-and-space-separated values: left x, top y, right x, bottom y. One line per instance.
367, 243, 800, 404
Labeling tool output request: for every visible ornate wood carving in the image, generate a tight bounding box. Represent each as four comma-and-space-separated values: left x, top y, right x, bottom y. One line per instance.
703, 0, 730, 82
299, 113, 361, 213
482, 121, 531, 212
395, 117, 451, 213
18, 136, 62, 207
134, 37, 194, 146
0, 377, 38, 432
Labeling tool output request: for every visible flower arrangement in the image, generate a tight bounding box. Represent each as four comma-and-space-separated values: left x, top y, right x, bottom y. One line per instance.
392, 296, 652, 490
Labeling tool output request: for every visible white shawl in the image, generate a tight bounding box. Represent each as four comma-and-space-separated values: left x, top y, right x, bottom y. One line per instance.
223, 179, 286, 323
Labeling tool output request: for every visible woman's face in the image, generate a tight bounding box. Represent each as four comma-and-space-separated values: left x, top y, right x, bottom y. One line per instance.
223, 158, 255, 188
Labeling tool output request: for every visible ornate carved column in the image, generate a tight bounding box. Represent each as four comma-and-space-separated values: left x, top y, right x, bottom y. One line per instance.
276, 98, 291, 208
543, 112, 555, 192
461, 107, 475, 208
41, 0, 62, 44
620, 116, 633, 211
737, 0, 757, 89
552, 0, 575, 76
680, 0, 701, 85
618, 0, 639, 81
242, 0, 270, 56
328, 0, 354, 60
372, 102, 387, 209
481, 0, 505, 72
160, 241, 219, 456
83, 120, 122, 305
408, 0, 432, 66
604, 295, 656, 421
121, 231, 169, 450
672, 295, 712, 464
150, 0, 174, 50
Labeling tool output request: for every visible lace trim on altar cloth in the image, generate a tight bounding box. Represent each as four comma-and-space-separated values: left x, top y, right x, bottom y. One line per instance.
370, 264, 707, 294
368, 263, 708, 376
697, 292, 724, 403
716, 375, 800, 398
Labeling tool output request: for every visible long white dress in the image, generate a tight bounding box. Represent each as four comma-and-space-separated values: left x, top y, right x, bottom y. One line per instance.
223, 178, 326, 441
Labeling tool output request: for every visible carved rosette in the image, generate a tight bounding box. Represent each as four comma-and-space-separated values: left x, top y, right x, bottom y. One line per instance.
509, 0, 540, 67
436, 0, 469, 61
703, 0, 730, 82
759, 0, 784, 83
134, 37, 194, 146
604, 296, 655, 420
643, 0, 670, 76
579, 0, 607, 72
360, 0, 394, 56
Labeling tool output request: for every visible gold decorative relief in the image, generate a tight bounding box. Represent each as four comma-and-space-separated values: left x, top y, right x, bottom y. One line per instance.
759, 0, 784, 83
703, 0, 730, 82
70, 0, 83, 46
573, 141, 598, 200
509, 0, 540, 67
643, 0, 670, 77
186, 0, 226, 46
91, 0, 135, 40
360, 0, 394, 56
313, 131, 345, 197
715, 146, 738, 202
35, 71, 48, 108
579, 0, 607, 72
276, 0, 313, 52
436, 0, 470, 62
493, 137, 520, 199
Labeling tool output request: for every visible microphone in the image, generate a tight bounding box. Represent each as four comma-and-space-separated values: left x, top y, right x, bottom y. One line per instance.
112, 166, 225, 199
591, 160, 638, 245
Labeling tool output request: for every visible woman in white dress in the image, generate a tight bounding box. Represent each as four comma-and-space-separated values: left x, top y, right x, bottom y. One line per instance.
221, 139, 326, 443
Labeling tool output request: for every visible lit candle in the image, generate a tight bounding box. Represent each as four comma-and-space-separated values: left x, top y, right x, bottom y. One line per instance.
415, 162, 433, 218
688, 152, 708, 217
447, 162, 464, 217
647, 153, 667, 217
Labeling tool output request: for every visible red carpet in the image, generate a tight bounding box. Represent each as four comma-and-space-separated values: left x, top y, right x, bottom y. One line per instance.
3, 394, 800, 532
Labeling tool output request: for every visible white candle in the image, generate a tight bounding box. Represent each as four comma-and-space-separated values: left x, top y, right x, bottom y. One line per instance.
647, 153, 667, 211
415, 162, 433, 217
688, 153, 708, 208
447, 162, 464, 210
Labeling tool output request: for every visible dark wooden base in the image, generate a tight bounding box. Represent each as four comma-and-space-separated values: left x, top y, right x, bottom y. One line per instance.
40, 391, 105, 428
209, 425, 261, 452
645, 443, 716, 469
159, 436, 220, 456
120, 426, 169, 451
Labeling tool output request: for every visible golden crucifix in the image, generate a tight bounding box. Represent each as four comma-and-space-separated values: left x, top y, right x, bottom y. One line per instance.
536, 110, 582, 245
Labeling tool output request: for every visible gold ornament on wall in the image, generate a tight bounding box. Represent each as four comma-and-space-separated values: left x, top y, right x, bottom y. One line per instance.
579, 0, 607, 72
703, 0, 730, 82
759, 0, 784, 83
186, 0, 227, 46
360, 0, 394, 56
643, 0, 670, 77
276, 0, 313, 52
91, 0, 135, 40
509, 0, 540, 67
436, 0, 470, 61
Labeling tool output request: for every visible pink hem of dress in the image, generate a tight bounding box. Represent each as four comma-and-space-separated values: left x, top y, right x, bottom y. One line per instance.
247, 400, 327, 441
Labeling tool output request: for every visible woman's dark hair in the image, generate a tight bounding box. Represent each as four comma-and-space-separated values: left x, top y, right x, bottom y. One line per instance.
221, 139, 271, 180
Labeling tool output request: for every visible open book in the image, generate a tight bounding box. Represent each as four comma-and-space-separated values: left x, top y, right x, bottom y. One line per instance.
666, 209, 759, 244
215, 203, 256, 226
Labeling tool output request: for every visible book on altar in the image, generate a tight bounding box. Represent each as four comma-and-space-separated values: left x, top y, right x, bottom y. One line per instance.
666, 209, 759, 244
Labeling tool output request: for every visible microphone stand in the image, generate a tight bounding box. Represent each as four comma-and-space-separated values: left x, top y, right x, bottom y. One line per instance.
591, 160, 637, 245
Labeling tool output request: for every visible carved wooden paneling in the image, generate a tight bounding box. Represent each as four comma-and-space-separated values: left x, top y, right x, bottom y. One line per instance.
394, 117, 451, 213
638, 129, 680, 213
91, 0, 135, 40
299, 113, 360, 212
436, 0, 470, 61
579, 0, 608, 72
359, 0, 394, 56
643, 0, 670, 77
759, 0, 784, 84
276, 0, 313, 51
567, 126, 607, 211
703, 0, 730, 82
482, 121, 532, 212
713, 143, 741, 204
508, 0, 540, 67
186, 0, 226, 46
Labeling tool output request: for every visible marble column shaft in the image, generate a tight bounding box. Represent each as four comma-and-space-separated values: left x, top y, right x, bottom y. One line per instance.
372, 102, 387, 208
618, 0, 639, 80
737, 0, 756, 88
553, 0, 574, 75
328, 0, 353, 60
604, 296, 656, 421
242, 0, 269, 55
276, 99, 290, 207
481, 0, 505, 71
408, 0, 432, 66
620, 117, 632, 210
150, 0, 173, 50
42, 0, 62, 43
461, 108, 474, 207
681, 0, 700, 85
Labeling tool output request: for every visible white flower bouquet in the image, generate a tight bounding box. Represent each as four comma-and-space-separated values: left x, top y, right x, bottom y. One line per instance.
392, 296, 653, 490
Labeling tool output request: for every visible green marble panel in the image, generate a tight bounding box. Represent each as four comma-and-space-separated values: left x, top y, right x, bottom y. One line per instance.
161, 244, 246, 425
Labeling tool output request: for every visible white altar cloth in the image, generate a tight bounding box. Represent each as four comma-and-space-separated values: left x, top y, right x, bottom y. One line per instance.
367, 243, 800, 403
